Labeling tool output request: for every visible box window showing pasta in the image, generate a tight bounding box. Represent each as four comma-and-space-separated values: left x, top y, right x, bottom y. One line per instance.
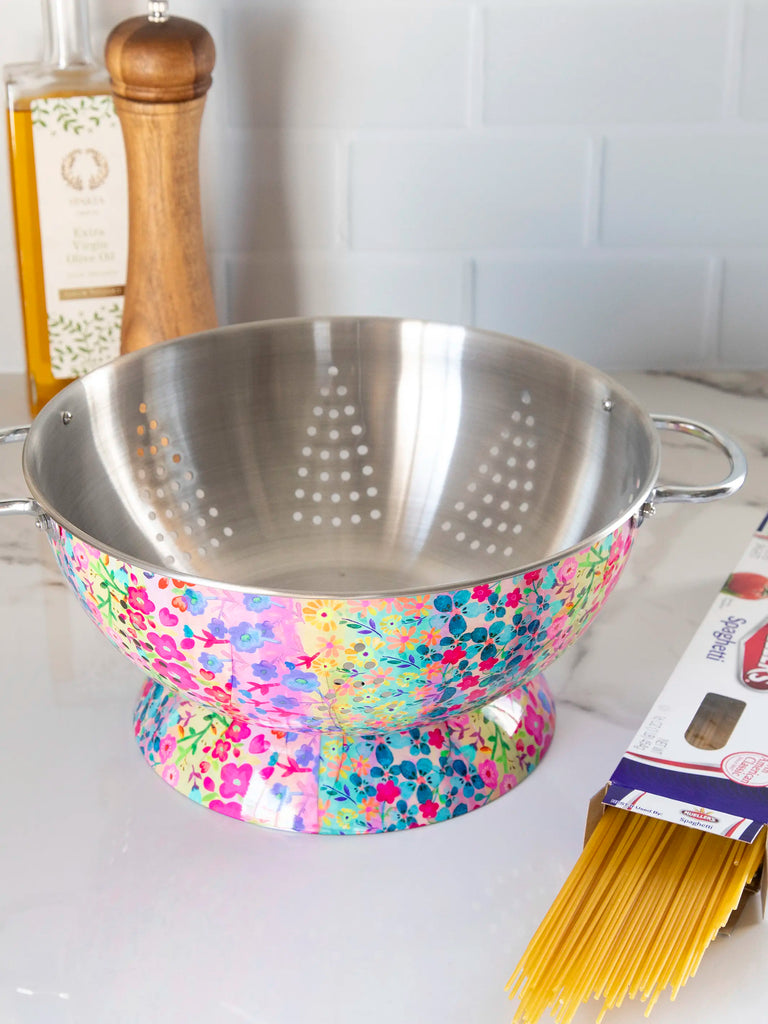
685, 691, 746, 750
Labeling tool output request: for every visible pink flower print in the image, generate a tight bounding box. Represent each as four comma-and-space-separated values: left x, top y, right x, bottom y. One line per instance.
556, 557, 579, 585
376, 779, 401, 804
505, 588, 522, 608
518, 651, 535, 673
151, 659, 197, 693
471, 583, 494, 602
249, 733, 270, 755
126, 607, 147, 630
212, 739, 232, 762
72, 543, 90, 573
608, 535, 626, 564
225, 720, 252, 743
426, 728, 444, 749
420, 800, 439, 819
148, 632, 186, 661
203, 685, 232, 706
524, 703, 545, 746
457, 674, 480, 691
479, 656, 499, 671
162, 763, 180, 786
478, 759, 499, 788
158, 735, 176, 763
208, 799, 243, 820
523, 569, 542, 586
219, 762, 253, 799
441, 646, 466, 666
128, 586, 155, 613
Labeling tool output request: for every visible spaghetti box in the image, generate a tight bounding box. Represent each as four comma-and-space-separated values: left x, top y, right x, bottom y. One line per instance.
590, 510, 768, 924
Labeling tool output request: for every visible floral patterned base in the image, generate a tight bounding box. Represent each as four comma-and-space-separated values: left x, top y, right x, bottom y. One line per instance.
135, 672, 555, 834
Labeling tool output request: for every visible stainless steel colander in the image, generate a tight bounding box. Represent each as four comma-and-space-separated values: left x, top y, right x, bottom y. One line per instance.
0, 317, 747, 833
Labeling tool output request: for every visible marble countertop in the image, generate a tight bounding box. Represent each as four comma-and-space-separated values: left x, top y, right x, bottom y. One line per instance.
1, 368, 766, 1024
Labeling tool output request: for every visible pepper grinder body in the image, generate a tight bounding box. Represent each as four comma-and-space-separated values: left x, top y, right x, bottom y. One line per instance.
105, 13, 216, 353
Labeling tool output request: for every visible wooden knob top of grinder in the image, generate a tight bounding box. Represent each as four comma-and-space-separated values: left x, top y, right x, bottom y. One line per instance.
105, 2, 217, 353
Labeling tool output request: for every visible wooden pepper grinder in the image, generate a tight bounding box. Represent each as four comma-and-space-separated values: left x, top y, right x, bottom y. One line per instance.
105, 0, 217, 353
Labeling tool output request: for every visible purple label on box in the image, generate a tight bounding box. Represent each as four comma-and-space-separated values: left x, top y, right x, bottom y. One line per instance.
610, 755, 768, 832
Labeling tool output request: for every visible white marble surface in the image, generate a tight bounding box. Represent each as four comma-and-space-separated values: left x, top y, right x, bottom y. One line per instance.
0, 369, 767, 1024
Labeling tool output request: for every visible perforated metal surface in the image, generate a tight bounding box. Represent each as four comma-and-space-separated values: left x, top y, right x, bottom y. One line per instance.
23, 317, 661, 596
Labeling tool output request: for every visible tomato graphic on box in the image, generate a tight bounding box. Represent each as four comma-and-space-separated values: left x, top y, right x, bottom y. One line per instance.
723, 572, 768, 600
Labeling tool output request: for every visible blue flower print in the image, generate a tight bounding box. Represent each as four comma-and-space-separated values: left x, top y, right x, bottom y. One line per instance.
199, 651, 224, 673
184, 588, 208, 615
228, 621, 276, 652
273, 694, 299, 710
282, 668, 320, 692
207, 617, 227, 639
251, 659, 278, 681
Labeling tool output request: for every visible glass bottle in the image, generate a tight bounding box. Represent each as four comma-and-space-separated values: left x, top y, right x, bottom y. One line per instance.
5, 0, 128, 414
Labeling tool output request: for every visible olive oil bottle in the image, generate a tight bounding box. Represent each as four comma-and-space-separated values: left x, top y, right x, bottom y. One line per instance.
5, 0, 127, 414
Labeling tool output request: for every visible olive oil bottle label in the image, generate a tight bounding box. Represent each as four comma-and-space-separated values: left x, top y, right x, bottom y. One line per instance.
31, 94, 127, 378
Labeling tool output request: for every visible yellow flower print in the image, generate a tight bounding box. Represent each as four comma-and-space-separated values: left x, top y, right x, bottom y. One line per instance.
302, 599, 346, 633
343, 638, 385, 665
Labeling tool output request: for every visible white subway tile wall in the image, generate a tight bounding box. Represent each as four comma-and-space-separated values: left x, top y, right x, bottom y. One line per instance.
1, 0, 768, 373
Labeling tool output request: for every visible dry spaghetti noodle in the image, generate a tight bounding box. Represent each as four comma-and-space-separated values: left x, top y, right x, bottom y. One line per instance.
506, 807, 765, 1023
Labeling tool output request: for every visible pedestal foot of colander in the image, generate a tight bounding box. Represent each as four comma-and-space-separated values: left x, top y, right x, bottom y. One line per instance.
133, 674, 556, 835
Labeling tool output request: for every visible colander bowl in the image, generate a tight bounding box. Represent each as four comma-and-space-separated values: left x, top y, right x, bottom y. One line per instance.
0, 318, 745, 833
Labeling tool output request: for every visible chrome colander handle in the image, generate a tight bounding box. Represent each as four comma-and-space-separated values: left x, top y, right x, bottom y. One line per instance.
0, 425, 43, 518
649, 415, 747, 505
